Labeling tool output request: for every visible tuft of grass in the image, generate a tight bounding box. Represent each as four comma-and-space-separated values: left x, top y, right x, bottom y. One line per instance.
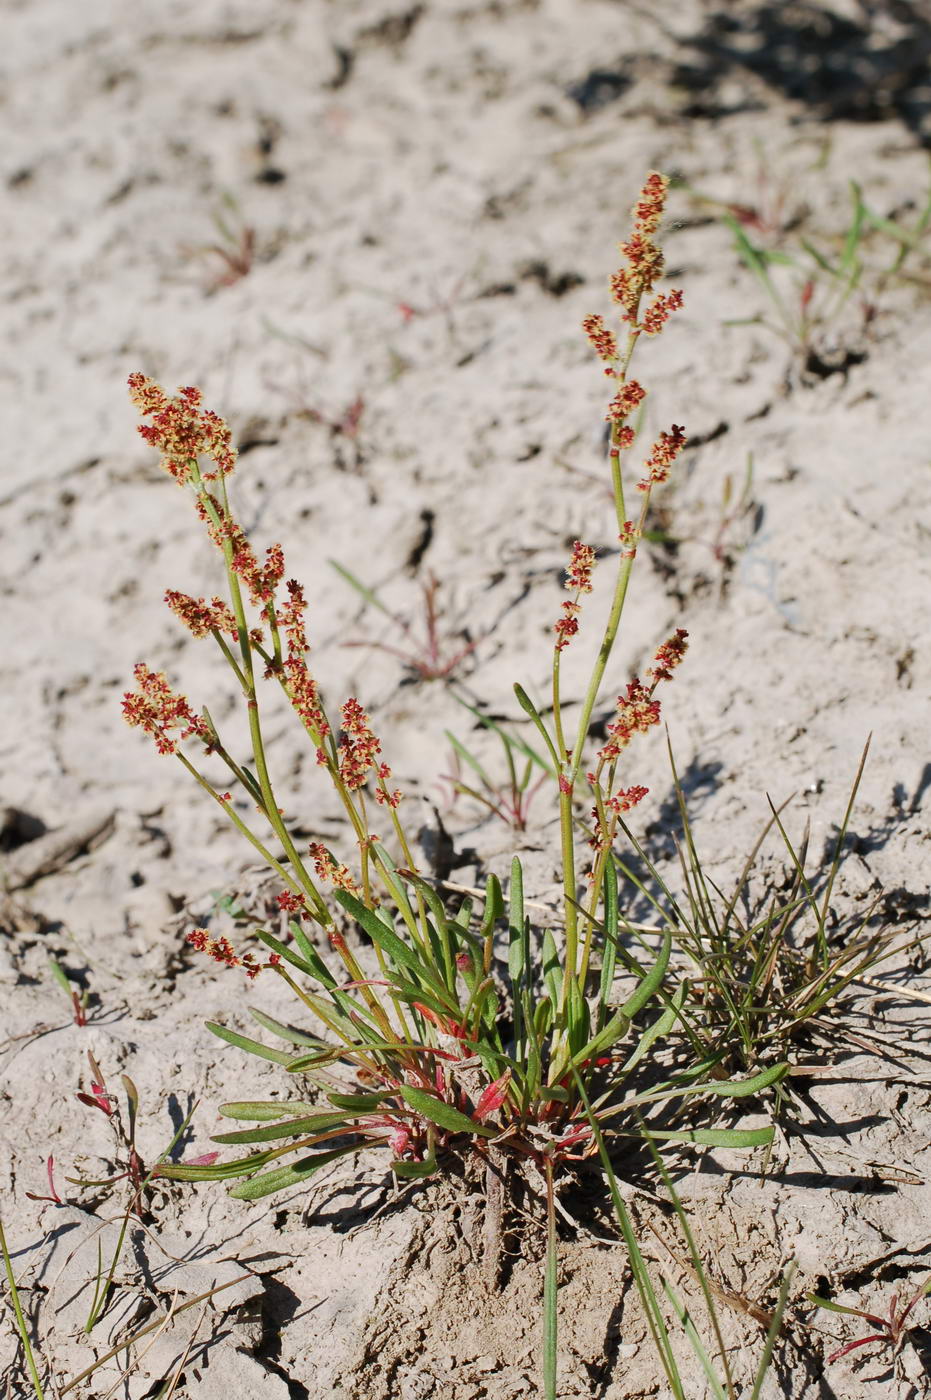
609, 736, 923, 1087
693, 171, 931, 366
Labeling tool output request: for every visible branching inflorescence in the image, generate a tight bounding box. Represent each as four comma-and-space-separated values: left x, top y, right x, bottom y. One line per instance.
122, 175, 783, 1218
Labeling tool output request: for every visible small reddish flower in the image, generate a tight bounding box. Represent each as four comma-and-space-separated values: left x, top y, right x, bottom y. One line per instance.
122, 663, 210, 755
638, 424, 687, 491
632, 171, 669, 235
598, 679, 662, 764
277, 890, 306, 915
165, 590, 238, 639
127, 374, 236, 481
308, 842, 359, 892
565, 541, 596, 594
338, 698, 382, 791
581, 313, 618, 361
606, 379, 646, 425
606, 785, 649, 815
648, 628, 689, 683
640, 289, 683, 336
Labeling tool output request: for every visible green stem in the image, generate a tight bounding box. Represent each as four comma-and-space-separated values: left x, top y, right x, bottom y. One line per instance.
0, 1215, 46, 1400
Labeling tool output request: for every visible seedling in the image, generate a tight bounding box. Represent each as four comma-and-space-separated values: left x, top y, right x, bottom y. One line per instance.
809, 1275, 931, 1363
68, 1052, 216, 1331
48, 957, 89, 1027
181, 193, 256, 293
333, 562, 480, 682
443, 698, 552, 831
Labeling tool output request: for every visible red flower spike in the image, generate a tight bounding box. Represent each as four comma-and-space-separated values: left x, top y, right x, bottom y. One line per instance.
122, 663, 210, 755
128, 374, 237, 481
606, 380, 646, 425
165, 590, 237, 639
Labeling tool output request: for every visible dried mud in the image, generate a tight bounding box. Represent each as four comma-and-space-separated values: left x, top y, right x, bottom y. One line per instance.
2, 1, 931, 1397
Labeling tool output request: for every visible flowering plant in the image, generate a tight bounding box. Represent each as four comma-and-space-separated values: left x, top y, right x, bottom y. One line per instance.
123, 174, 785, 1216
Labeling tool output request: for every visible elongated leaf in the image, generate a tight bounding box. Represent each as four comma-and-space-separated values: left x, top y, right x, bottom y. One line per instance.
565, 976, 591, 1057
479, 875, 504, 940
392, 1153, 439, 1180
622, 982, 688, 1074
335, 890, 445, 993
399, 1085, 496, 1138
598, 860, 619, 1028
254, 927, 334, 985
248, 1008, 322, 1047
631, 1125, 774, 1148
218, 1100, 318, 1121
206, 1021, 295, 1066
212, 1113, 355, 1145
158, 1145, 295, 1181
512, 683, 560, 769
700, 1063, 788, 1098
542, 929, 561, 1007
230, 1147, 354, 1200
327, 1090, 395, 1110
616, 929, 671, 1020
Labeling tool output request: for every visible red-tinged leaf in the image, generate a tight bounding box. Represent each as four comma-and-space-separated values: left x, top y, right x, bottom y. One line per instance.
153, 1151, 219, 1176
76, 1091, 114, 1116
828, 1334, 886, 1363
474, 1070, 511, 1123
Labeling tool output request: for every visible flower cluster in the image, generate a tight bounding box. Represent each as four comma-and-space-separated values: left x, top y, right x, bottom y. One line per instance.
585, 173, 682, 382
648, 627, 689, 683
555, 541, 597, 652
165, 590, 238, 639
619, 520, 641, 558
204, 513, 284, 607
127, 374, 236, 482
638, 425, 687, 491
278, 581, 330, 750
121, 663, 210, 755
187, 928, 281, 980
308, 842, 359, 892
640, 289, 684, 336
277, 890, 308, 916
606, 379, 646, 426
597, 679, 662, 766
338, 698, 387, 795
581, 313, 618, 363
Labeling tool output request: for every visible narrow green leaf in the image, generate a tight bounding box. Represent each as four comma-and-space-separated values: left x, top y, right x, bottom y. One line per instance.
206, 1021, 295, 1066
542, 929, 561, 1007
399, 1086, 495, 1138
248, 1007, 322, 1047
254, 927, 334, 986
635, 1125, 774, 1148
218, 1101, 317, 1121
211, 1113, 354, 1145
230, 1147, 354, 1200
327, 1090, 396, 1110
392, 1153, 439, 1180
479, 874, 504, 940
512, 683, 561, 770
616, 930, 671, 1020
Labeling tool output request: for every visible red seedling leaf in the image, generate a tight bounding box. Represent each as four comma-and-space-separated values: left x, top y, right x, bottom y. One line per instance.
76, 1089, 115, 1116
474, 1070, 511, 1123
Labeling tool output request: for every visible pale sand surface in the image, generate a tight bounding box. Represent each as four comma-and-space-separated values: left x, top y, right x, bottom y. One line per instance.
2, 2, 931, 1396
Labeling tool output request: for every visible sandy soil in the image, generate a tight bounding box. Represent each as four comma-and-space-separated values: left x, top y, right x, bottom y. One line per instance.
2, 1, 931, 1396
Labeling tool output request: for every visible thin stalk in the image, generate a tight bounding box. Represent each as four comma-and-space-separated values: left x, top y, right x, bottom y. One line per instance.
0, 1215, 46, 1400
543, 1153, 558, 1400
